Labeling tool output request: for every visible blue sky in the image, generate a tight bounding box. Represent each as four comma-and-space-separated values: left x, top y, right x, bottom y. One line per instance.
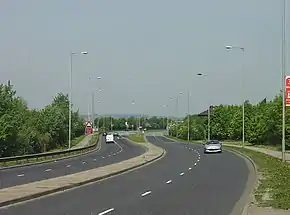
0, 0, 288, 116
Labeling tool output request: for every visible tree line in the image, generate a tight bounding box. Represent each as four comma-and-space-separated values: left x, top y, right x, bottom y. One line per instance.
168, 93, 290, 148
0, 83, 85, 157
94, 116, 168, 131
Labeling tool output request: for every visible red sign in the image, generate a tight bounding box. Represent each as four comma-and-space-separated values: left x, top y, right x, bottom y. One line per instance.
285, 76, 290, 106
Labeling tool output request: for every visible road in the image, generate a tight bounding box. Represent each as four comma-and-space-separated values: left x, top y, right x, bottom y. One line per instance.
0, 135, 250, 215
0, 136, 145, 189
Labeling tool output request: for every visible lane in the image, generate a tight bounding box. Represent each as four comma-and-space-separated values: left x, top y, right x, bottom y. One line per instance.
0, 135, 250, 215
0, 136, 145, 189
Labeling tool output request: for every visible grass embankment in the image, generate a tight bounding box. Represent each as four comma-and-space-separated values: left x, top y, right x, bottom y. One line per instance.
0, 133, 100, 167
128, 132, 146, 143
225, 146, 290, 210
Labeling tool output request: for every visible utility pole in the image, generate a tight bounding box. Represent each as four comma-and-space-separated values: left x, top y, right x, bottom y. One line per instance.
281, 0, 286, 162
208, 105, 211, 141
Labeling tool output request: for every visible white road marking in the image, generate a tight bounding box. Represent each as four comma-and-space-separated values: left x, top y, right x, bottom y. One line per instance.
180, 172, 185, 176
17, 174, 24, 177
166, 180, 172, 184
188, 167, 192, 171
141, 191, 152, 197
45, 169, 51, 172
98, 208, 115, 215
93, 158, 97, 161
66, 165, 71, 168
113, 140, 123, 153
102, 156, 105, 158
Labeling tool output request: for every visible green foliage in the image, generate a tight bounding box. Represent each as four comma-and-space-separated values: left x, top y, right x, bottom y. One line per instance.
128, 132, 146, 143
225, 146, 290, 209
0, 84, 85, 157
94, 116, 168, 131
169, 93, 290, 148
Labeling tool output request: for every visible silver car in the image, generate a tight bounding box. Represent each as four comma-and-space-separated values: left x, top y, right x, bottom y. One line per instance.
203, 140, 222, 153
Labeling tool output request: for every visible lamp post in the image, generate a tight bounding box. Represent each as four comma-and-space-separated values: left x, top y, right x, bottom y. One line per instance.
69, 51, 88, 149
175, 92, 183, 138
225, 45, 245, 147
197, 73, 211, 141
281, 0, 287, 162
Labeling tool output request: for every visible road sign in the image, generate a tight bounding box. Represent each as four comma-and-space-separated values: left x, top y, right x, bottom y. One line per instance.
285, 76, 290, 106
85, 121, 92, 127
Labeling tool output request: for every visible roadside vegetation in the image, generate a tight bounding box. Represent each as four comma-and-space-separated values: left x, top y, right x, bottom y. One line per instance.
226, 146, 290, 210
128, 132, 146, 143
168, 93, 290, 150
95, 116, 168, 131
0, 83, 86, 157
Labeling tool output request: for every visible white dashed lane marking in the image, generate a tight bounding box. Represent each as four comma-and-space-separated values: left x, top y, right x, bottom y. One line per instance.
82, 161, 86, 164
45, 169, 51, 172
188, 167, 192, 171
166, 180, 172, 184
66, 165, 71, 168
17, 174, 24, 177
180, 172, 185, 176
98, 208, 115, 215
141, 191, 152, 197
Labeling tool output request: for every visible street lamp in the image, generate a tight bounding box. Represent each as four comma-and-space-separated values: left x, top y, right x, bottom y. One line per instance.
69, 51, 88, 149
175, 92, 183, 138
197, 73, 211, 141
90, 76, 102, 129
225, 45, 245, 147
281, 0, 287, 162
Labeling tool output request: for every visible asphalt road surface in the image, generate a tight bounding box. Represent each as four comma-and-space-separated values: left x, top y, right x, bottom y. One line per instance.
0, 136, 145, 189
0, 135, 250, 215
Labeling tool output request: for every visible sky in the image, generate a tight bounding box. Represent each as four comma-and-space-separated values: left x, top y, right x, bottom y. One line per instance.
0, 0, 289, 117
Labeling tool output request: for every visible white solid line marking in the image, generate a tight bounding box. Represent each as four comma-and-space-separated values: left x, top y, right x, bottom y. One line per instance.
188, 167, 192, 171
180, 172, 185, 176
166, 180, 172, 184
45, 169, 51, 172
141, 191, 152, 197
17, 174, 24, 177
98, 208, 115, 215
66, 165, 71, 168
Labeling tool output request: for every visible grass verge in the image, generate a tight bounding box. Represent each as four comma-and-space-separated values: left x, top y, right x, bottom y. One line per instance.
128, 132, 146, 143
0, 134, 100, 168
225, 146, 290, 210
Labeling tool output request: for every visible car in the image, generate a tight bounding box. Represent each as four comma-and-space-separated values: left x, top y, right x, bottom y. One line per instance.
203, 140, 222, 153
113, 132, 119, 136
105, 134, 114, 144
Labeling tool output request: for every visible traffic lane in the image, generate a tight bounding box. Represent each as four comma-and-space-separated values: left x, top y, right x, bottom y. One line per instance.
117, 150, 249, 215
0, 137, 115, 188
0, 136, 143, 189
0, 135, 199, 215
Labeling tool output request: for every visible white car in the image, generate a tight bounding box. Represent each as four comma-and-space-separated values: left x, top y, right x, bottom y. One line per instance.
105, 134, 114, 144
203, 140, 222, 153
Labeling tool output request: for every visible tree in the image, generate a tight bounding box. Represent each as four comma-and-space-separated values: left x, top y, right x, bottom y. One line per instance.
169, 93, 290, 149
0, 83, 85, 157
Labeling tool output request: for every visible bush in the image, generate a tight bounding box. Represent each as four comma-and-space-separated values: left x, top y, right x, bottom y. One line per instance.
0, 83, 85, 157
